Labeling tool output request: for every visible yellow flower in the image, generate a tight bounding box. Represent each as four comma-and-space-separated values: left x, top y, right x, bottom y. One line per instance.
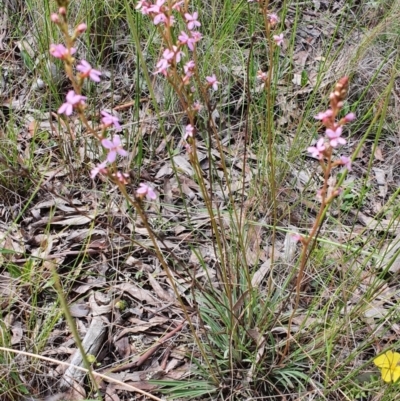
374, 350, 400, 383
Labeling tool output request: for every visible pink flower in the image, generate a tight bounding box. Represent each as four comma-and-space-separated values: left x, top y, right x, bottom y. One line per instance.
91, 161, 108, 179
171, 45, 183, 63
314, 109, 333, 120
101, 135, 128, 163
257, 70, 267, 81
148, 0, 165, 13
206, 74, 220, 91
185, 124, 194, 140
179, 31, 202, 51
136, 183, 157, 200
273, 33, 284, 47
184, 143, 192, 153
344, 112, 356, 122
136, 0, 151, 14
76, 60, 102, 82
162, 48, 175, 61
155, 57, 170, 75
154, 48, 183, 74
307, 137, 325, 160
183, 60, 195, 84
192, 101, 202, 112
50, 44, 76, 59
58, 90, 87, 116
153, 12, 167, 25
101, 111, 121, 131
184, 60, 196, 74
191, 31, 202, 43
184, 12, 201, 30
268, 13, 279, 26
326, 126, 346, 147
179, 31, 193, 50
340, 156, 352, 171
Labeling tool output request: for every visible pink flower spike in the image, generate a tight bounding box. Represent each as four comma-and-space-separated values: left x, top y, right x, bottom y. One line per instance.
58, 90, 87, 116
185, 12, 201, 30
273, 33, 284, 47
50, 44, 76, 59
344, 112, 356, 122
136, 183, 157, 200
101, 110, 122, 132
206, 74, 220, 91
77, 60, 102, 82
268, 13, 279, 26
340, 156, 352, 171
307, 137, 325, 160
314, 109, 333, 120
101, 135, 128, 163
91, 161, 108, 179
326, 126, 346, 148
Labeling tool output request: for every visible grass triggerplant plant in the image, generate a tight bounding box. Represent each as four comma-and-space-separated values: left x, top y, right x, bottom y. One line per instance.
2, 0, 400, 400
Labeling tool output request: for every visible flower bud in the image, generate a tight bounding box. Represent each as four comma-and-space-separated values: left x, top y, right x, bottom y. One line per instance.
344, 112, 356, 122
51, 13, 60, 23
76, 23, 87, 33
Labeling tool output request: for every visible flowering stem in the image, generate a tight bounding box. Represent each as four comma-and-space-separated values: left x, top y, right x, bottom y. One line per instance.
261, 1, 279, 292
114, 180, 221, 384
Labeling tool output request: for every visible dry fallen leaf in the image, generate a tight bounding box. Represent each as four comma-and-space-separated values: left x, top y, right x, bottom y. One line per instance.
115, 283, 160, 304
374, 146, 384, 161
51, 215, 94, 226
373, 167, 387, 198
